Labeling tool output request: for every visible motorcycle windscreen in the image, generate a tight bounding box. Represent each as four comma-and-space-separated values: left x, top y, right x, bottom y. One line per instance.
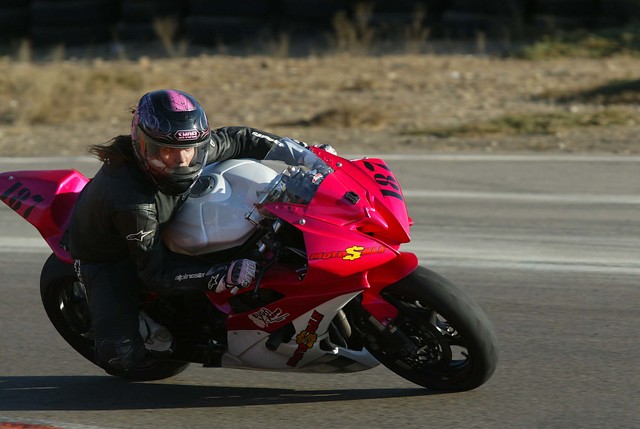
307, 158, 411, 245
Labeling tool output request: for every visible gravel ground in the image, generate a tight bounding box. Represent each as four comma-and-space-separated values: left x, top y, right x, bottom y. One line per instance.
1, 54, 639, 157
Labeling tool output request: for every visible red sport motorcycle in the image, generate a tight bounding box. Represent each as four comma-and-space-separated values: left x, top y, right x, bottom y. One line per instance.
0, 138, 497, 391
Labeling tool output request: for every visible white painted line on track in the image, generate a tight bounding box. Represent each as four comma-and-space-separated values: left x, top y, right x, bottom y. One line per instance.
363, 154, 640, 162
0, 237, 49, 252
405, 241, 640, 274
422, 257, 640, 275
403, 190, 640, 205
2, 236, 638, 275
0, 154, 636, 274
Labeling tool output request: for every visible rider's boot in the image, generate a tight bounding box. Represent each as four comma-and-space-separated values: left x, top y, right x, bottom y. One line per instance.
138, 311, 174, 355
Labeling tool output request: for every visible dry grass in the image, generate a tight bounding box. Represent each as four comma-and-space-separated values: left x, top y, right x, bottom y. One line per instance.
270, 104, 390, 129
152, 16, 188, 58
537, 79, 640, 105
328, 5, 377, 56
0, 60, 143, 126
2, 37, 640, 155
517, 25, 640, 59
402, 109, 640, 138
403, 4, 431, 54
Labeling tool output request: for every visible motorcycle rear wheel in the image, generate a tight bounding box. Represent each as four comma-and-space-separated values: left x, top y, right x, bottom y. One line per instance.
365, 266, 498, 391
40, 253, 190, 381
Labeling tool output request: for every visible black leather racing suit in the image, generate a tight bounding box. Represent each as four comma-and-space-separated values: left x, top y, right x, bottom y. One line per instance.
68, 127, 283, 374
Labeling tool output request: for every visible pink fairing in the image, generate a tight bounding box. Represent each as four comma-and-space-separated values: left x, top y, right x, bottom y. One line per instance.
0, 170, 89, 263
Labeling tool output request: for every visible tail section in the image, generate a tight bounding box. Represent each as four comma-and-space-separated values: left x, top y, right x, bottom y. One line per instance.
0, 169, 89, 262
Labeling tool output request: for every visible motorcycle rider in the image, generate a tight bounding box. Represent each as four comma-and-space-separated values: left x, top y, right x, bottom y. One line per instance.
68, 89, 321, 376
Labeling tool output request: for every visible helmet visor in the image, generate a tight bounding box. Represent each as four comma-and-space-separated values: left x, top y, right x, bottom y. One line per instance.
144, 137, 208, 177
137, 130, 210, 196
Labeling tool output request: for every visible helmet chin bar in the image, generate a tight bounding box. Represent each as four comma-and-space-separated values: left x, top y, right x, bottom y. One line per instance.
140, 140, 207, 196
150, 170, 197, 196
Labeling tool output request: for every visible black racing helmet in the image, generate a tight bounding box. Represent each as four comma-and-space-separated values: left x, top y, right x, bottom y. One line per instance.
131, 89, 211, 196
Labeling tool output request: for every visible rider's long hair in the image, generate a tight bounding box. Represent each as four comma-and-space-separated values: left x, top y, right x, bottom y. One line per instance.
89, 135, 136, 166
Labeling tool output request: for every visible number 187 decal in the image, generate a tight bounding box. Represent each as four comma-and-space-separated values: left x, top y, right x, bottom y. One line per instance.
1, 180, 45, 219
362, 161, 403, 201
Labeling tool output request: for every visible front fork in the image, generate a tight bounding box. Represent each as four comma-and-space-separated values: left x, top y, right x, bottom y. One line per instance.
345, 292, 419, 359
360, 251, 418, 324
354, 252, 420, 357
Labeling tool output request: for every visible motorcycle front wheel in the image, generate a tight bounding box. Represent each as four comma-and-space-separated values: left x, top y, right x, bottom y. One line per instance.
40, 253, 190, 381
364, 266, 498, 392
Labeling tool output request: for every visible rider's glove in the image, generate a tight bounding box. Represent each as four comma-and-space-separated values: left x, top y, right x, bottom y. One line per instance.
208, 259, 257, 294
288, 138, 337, 156
313, 144, 337, 155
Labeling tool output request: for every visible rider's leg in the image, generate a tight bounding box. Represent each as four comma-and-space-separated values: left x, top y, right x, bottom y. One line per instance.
80, 259, 152, 375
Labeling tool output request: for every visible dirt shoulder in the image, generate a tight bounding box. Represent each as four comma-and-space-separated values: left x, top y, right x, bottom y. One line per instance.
1, 54, 639, 157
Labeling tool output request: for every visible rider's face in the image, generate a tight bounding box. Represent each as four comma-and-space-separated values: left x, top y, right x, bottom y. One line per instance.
159, 147, 195, 168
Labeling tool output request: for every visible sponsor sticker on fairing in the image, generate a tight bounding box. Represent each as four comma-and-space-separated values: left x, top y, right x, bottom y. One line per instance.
287, 310, 325, 367
249, 307, 290, 328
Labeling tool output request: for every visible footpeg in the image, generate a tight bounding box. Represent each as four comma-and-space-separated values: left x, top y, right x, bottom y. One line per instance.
201, 342, 226, 367
139, 312, 174, 354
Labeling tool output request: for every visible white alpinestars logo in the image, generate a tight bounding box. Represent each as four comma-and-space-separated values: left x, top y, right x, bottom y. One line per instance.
126, 229, 154, 241
207, 273, 222, 290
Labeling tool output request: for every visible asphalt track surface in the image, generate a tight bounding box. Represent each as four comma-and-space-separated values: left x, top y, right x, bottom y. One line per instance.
0, 154, 638, 429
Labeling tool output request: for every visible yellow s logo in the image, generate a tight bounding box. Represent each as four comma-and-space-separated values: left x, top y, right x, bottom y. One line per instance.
296, 331, 318, 348
343, 245, 365, 261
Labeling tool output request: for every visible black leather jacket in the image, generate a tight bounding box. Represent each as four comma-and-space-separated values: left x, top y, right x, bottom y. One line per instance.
69, 127, 282, 294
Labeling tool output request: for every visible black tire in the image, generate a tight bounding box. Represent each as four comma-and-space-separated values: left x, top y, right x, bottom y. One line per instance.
187, 0, 274, 16
363, 266, 498, 392
30, 0, 118, 26
534, 0, 600, 16
114, 21, 158, 42
0, 7, 29, 40
281, 0, 347, 21
0, 0, 31, 8
367, 0, 425, 14
601, 1, 640, 23
39, 253, 190, 381
183, 15, 269, 45
121, 0, 183, 23
30, 25, 114, 46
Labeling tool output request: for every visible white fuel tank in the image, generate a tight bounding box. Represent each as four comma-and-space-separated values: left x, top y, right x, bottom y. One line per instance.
163, 159, 277, 255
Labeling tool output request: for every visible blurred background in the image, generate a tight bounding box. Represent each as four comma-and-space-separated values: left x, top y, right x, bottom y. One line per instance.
2, 0, 640, 156
2, 0, 640, 57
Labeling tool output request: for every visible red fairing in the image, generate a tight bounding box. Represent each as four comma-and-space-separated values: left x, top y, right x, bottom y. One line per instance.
332, 157, 412, 244
0, 170, 89, 263
304, 153, 411, 246
254, 151, 417, 325
207, 151, 418, 330
266, 153, 413, 277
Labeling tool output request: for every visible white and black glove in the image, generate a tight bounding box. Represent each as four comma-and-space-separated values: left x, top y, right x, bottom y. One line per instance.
287, 138, 337, 155
208, 259, 257, 294
313, 143, 337, 155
